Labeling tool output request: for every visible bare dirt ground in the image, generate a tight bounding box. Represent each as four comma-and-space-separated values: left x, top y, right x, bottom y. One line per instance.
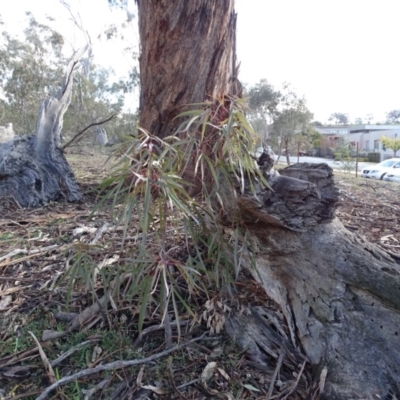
1, 155, 400, 400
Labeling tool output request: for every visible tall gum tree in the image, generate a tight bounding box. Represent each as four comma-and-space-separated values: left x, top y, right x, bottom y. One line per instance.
136, 1, 400, 398
137, 0, 238, 139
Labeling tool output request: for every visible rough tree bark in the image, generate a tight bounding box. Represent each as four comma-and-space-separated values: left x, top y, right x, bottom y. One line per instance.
221, 161, 400, 399
136, 1, 400, 398
0, 48, 86, 208
137, 0, 240, 196
137, 0, 238, 139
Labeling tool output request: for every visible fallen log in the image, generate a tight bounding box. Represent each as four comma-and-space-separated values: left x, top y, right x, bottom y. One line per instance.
222, 161, 400, 399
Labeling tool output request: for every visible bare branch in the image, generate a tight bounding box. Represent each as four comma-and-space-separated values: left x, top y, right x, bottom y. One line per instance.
62, 114, 117, 150
36, 333, 208, 400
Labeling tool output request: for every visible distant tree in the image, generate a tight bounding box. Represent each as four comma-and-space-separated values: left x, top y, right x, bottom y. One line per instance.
328, 112, 349, 125
380, 135, 400, 157
0, 13, 135, 144
271, 84, 313, 165
365, 113, 374, 124
311, 120, 323, 127
0, 13, 66, 133
354, 117, 363, 125
386, 109, 400, 124
304, 127, 323, 155
245, 79, 281, 144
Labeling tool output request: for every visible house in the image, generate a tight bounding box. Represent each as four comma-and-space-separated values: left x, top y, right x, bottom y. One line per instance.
344, 124, 400, 160
314, 127, 349, 157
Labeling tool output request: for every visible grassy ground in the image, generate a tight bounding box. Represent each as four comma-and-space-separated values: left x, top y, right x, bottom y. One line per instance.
1, 154, 399, 399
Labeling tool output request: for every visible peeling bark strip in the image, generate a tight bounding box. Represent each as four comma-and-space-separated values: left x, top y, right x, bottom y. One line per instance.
137, 0, 236, 138
0, 48, 87, 208
222, 163, 400, 399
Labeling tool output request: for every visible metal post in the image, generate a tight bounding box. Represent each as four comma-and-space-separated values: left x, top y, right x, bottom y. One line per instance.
355, 142, 359, 178
297, 142, 300, 164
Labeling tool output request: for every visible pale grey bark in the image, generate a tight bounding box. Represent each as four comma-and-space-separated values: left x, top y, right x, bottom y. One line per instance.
0, 48, 88, 208
94, 126, 108, 146
221, 162, 400, 399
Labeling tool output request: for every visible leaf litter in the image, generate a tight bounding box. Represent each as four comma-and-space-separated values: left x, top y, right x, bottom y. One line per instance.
0, 156, 398, 399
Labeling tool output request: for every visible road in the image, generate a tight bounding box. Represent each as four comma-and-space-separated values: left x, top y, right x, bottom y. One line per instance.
277, 155, 373, 173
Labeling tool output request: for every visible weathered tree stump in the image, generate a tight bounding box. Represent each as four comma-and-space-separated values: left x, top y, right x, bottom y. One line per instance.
0, 49, 87, 208
222, 162, 400, 399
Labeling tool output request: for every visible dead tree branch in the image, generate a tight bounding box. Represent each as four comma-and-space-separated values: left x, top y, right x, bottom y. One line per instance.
62, 114, 117, 150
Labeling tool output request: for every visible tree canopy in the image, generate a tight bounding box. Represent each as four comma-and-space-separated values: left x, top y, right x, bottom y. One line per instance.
381, 135, 400, 157
0, 12, 138, 144
328, 112, 349, 125
386, 109, 400, 124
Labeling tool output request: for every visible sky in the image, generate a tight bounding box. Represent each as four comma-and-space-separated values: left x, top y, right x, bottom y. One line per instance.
1, 0, 399, 124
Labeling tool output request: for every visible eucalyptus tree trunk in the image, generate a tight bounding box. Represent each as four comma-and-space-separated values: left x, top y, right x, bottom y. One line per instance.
0, 48, 86, 208
136, 2, 400, 398
137, 0, 238, 139
137, 0, 239, 196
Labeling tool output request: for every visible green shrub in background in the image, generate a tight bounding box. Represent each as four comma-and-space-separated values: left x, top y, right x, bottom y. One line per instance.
367, 153, 380, 163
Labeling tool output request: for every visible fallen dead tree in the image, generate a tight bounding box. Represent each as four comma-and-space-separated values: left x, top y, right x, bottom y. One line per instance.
221, 161, 400, 399
0, 48, 88, 208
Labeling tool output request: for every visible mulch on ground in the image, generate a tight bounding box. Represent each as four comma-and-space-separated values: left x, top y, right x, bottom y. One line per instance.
1, 158, 399, 399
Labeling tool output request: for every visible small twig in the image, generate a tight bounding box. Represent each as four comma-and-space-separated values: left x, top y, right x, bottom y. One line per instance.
90, 222, 112, 245
0, 245, 59, 263
50, 340, 95, 368
108, 381, 128, 400
36, 333, 207, 400
82, 376, 112, 400
281, 360, 307, 400
133, 320, 190, 348
62, 114, 116, 150
0, 276, 32, 282
29, 331, 56, 384
177, 378, 201, 390
267, 348, 285, 399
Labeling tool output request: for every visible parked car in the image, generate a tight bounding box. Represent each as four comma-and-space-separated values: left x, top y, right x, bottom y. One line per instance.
361, 158, 400, 180
383, 172, 400, 183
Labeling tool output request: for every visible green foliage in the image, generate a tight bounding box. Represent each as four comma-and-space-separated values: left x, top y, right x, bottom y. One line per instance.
68, 98, 265, 333
246, 79, 281, 145
332, 138, 356, 173
0, 13, 66, 132
328, 112, 349, 125
271, 83, 313, 161
367, 152, 381, 163
386, 109, 400, 124
0, 12, 138, 141
246, 81, 314, 159
380, 135, 400, 157
246, 79, 281, 119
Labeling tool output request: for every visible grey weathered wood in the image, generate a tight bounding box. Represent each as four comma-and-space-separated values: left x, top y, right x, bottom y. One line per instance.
0, 48, 87, 208
221, 162, 400, 399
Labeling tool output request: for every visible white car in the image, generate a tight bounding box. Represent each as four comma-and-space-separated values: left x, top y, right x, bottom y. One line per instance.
383, 172, 400, 183
361, 158, 400, 180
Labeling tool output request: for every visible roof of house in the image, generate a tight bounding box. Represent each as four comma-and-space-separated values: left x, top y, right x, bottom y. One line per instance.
348, 124, 400, 133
